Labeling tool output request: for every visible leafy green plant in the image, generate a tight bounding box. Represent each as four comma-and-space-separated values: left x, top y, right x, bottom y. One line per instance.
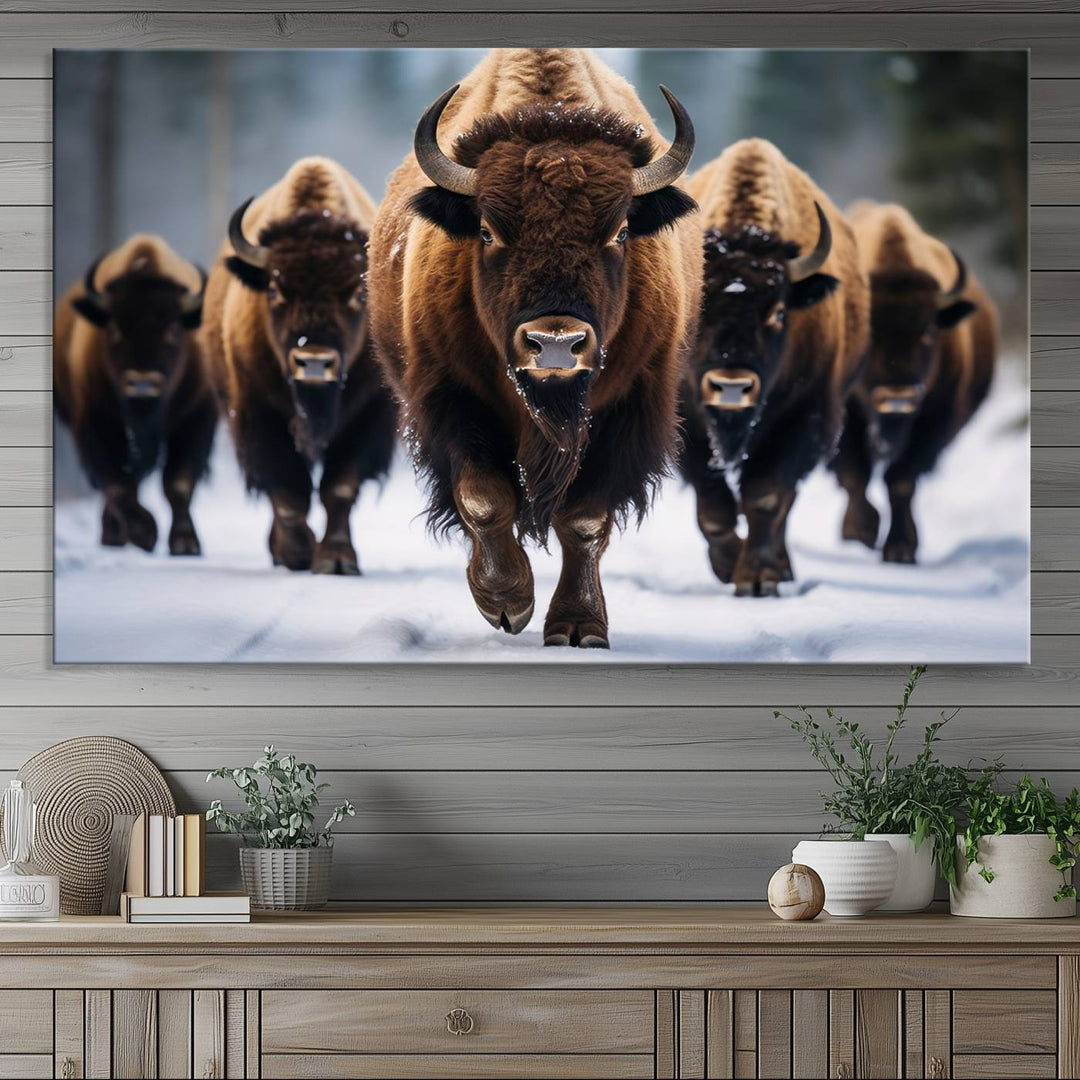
775, 666, 994, 886
960, 773, 1080, 902
206, 746, 355, 849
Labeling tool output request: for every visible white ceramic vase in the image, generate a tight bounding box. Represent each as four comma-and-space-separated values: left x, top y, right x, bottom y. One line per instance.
865, 833, 937, 912
791, 839, 898, 917
949, 834, 1077, 919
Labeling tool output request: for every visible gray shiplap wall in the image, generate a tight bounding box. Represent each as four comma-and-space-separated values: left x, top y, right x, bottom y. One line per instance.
0, 1, 1077, 902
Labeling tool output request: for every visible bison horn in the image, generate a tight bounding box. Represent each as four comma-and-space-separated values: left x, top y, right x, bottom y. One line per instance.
938, 248, 968, 306
179, 264, 208, 316
83, 253, 110, 312
228, 197, 270, 269
632, 86, 695, 196
788, 202, 832, 283
414, 84, 478, 197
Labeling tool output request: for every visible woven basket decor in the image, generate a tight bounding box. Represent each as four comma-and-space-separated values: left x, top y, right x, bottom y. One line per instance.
16, 736, 175, 914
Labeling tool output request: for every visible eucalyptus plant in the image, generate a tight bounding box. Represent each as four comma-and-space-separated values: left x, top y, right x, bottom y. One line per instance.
775, 666, 995, 886
960, 772, 1080, 902
206, 745, 355, 849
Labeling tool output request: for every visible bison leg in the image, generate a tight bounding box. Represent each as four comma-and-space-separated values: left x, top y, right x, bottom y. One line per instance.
693, 477, 742, 584
832, 400, 880, 549
883, 478, 919, 564
102, 481, 158, 553
454, 463, 534, 635
732, 486, 788, 597
163, 399, 216, 557
544, 504, 613, 648
269, 491, 315, 571
773, 489, 797, 583
313, 393, 396, 576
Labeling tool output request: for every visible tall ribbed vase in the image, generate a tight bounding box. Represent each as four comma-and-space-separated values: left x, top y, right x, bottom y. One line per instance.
791, 839, 898, 916
239, 846, 332, 910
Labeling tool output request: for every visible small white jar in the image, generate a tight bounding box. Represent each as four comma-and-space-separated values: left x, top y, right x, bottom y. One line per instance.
791, 839, 898, 917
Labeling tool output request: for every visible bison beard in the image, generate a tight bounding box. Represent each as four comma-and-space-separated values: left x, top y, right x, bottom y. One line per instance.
289, 382, 343, 461
513, 368, 593, 542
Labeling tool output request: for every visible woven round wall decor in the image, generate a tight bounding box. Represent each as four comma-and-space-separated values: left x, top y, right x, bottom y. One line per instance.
16, 736, 175, 914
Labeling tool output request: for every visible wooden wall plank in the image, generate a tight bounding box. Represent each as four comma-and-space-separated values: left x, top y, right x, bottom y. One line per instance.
0, 272, 49, 334
0, 143, 49, 205
5, 634, 1080, 705
1032, 144, 1080, 206
0, 13, 1057, 75
1033, 208, 1080, 270
0, 704, 1077, 771
0, 339, 49, 392
1033, 446, 1080, 505
0, 205, 47, 270
0, 82, 50, 143
0, 392, 49, 446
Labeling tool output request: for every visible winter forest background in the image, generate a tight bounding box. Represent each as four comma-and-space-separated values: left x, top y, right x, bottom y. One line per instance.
53, 50, 1030, 663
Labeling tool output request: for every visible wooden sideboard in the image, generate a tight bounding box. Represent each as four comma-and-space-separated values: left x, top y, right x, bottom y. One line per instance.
1, 907, 1077, 1079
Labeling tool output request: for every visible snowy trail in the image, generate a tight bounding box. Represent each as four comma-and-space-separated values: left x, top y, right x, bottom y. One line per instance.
54, 364, 1029, 663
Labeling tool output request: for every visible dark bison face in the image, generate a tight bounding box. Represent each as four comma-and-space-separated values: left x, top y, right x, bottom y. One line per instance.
409, 85, 696, 435
862, 255, 976, 461
225, 203, 369, 457
72, 259, 204, 467
693, 206, 838, 465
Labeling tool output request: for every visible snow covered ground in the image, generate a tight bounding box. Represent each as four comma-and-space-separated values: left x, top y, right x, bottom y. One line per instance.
54, 363, 1030, 664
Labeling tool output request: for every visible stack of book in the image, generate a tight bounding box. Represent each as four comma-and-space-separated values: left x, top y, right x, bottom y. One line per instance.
120, 813, 250, 923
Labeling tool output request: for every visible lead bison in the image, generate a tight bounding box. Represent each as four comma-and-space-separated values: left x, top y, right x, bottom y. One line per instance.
680, 139, 869, 595
832, 201, 997, 563
202, 157, 397, 574
54, 234, 215, 554
369, 48, 701, 648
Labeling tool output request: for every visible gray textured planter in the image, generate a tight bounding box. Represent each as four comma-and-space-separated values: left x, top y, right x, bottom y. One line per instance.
239, 846, 332, 910
950, 834, 1076, 919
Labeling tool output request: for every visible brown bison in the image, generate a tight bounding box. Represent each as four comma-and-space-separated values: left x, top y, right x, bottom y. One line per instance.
369, 48, 701, 648
54, 234, 215, 554
832, 201, 997, 563
680, 139, 869, 595
202, 156, 396, 574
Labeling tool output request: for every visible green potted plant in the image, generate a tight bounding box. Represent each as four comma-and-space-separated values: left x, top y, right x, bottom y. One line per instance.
779, 667, 983, 913
206, 746, 355, 910
951, 773, 1080, 919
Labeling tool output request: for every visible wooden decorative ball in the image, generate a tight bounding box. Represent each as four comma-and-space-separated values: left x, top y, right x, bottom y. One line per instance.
768, 863, 826, 921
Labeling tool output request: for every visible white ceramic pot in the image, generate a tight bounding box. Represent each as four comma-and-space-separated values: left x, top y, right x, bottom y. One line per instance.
949, 834, 1076, 919
865, 833, 937, 912
791, 839, 898, 917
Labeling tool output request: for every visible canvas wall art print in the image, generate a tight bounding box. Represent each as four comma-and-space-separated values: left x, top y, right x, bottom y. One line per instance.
52, 47, 1030, 663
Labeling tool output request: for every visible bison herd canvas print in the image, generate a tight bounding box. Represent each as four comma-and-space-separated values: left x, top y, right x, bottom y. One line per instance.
52, 48, 1029, 663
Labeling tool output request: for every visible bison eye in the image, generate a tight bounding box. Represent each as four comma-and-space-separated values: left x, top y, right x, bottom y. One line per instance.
266, 280, 285, 306
613, 227, 629, 245
479, 227, 494, 246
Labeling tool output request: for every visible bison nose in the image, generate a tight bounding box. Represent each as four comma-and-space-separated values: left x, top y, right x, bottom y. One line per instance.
701, 368, 761, 411
121, 370, 165, 399
871, 384, 924, 416
513, 316, 598, 379
289, 347, 342, 384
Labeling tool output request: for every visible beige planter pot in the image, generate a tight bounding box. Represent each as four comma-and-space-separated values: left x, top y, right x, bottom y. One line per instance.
949, 834, 1076, 919
239, 846, 332, 910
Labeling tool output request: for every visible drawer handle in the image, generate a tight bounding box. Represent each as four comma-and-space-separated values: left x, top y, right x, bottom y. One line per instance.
928, 1057, 947, 1079
60, 1058, 77, 1080
835, 1066, 849, 1079
446, 1007, 475, 1036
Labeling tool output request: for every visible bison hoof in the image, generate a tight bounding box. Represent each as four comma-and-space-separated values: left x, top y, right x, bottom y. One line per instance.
842, 500, 880, 550
270, 520, 315, 571
543, 617, 609, 649
101, 508, 128, 548
478, 597, 535, 635
706, 536, 742, 584
169, 529, 202, 557
733, 554, 782, 597
126, 507, 158, 553
883, 540, 917, 565
313, 540, 360, 576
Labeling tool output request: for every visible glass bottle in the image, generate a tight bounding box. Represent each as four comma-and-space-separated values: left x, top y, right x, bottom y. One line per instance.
0, 779, 60, 920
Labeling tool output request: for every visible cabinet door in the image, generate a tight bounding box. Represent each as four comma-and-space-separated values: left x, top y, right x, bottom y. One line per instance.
0, 990, 52, 1078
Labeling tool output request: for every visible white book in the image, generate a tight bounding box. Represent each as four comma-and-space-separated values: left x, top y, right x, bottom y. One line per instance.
147, 815, 165, 897
174, 817, 185, 897
165, 817, 175, 897
126, 893, 250, 916
129, 914, 250, 924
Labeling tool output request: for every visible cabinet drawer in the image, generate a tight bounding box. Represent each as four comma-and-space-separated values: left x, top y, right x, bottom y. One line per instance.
261, 990, 655, 1055
953, 990, 1057, 1053
0, 992, 51, 1054
953, 1054, 1056, 1078
262, 1052, 655, 1079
